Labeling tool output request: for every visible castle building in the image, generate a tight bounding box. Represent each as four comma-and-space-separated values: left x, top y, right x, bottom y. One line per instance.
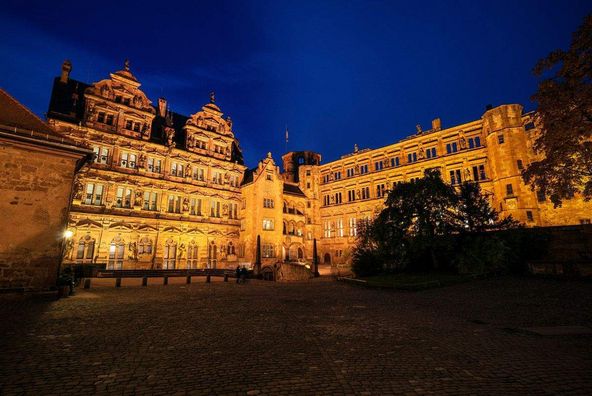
48, 61, 245, 270
316, 105, 592, 265
45, 60, 592, 272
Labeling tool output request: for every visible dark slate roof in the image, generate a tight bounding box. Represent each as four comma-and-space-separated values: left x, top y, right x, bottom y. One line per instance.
47, 77, 244, 165
241, 168, 255, 185
283, 183, 305, 197
0, 88, 79, 146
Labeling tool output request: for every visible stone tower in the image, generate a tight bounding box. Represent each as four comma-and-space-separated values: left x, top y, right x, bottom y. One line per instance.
483, 104, 538, 223
281, 151, 321, 183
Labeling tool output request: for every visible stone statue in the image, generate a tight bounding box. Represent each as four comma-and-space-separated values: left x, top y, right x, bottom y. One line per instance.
356, 190, 361, 200
416, 124, 423, 134
134, 191, 143, 207
177, 243, 186, 259
222, 204, 229, 216
226, 116, 232, 129
465, 168, 472, 180
128, 242, 138, 261
185, 165, 192, 177
354, 143, 359, 153
64, 238, 74, 258
182, 197, 189, 212
209, 91, 215, 103
459, 130, 467, 149
141, 124, 149, 137
164, 127, 176, 148
138, 154, 146, 169
74, 180, 84, 200
124, 59, 130, 71
418, 147, 425, 160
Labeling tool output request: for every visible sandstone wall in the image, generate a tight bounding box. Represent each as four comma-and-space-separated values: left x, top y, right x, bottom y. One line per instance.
0, 141, 78, 289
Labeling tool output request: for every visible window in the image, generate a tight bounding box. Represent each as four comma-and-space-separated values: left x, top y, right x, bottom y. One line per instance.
193, 167, 205, 181
360, 164, 369, 174
506, 184, 514, 196
115, 186, 133, 208
262, 244, 275, 258
334, 171, 341, 180
75, 236, 95, 261
517, 159, 524, 171
375, 161, 383, 171
348, 189, 356, 202
580, 219, 591, 225
376, 183, 386, 198
336, 218, 344, 237
229, 175, 239, 187
361, 186, 370, 199
446, 142, 458, 154
426, 147, 437, 159
536, 190, 546, 202
214, 144, 226, 154
322, 174, 330, 183
147, 158, 162, 173
498, 134, 505, 144
349, 218, 357, 236
115, 95, 122, 103
195, 139, 207, 150
306, 170, 311, 176
468, 136, 481, 148
97, 112, 105, 123
105, 114, 114, 126
138, 237, 152, 255
263, 198, 274, 208
266, 174, 273, 181
227, 242, 235, 256
168, 195, 182, 213
323, 195, 330, 206
306, 182, 311, 189
391, 157, 400, 167
449, 169, 462, 185
228, 203, 238, 219
108, 237, 125, 269
120, 152, 137, 169
407, 152, 417, 163
472, 165, 487, 181
133, 122, 140, 132
187, 242, 199, 268
163, 239, 177, 269
262, 218, 274, 230
212, 171, 223, 184
143, 191, 158, 211
346, 168, 354, 177
210, 200, 221, 218
526, 211, 534, 222
323, 221, 332, 238
84, 183, 104, 205
171, 162, 184, 177
190, 198, 202, 216
334, 192, 342, 204
125, 120, 133, 130
92, 146, 109, 164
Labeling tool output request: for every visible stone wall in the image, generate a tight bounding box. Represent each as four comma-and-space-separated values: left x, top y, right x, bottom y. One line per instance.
0, 141, 79, 289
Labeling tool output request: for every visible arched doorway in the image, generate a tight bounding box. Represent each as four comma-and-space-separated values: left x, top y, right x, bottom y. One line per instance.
324, 253, 331, 264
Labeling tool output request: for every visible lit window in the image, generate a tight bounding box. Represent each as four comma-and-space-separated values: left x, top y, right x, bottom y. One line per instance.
262, 218, 274, 230
143, 191, 158, 211
84, 183, 104, 205
498, 134, 505, 144
115, 186, 133, 208
526, 211, 534, 222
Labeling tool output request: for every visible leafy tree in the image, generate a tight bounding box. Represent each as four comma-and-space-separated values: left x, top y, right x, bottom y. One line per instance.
523, 14, 592, 207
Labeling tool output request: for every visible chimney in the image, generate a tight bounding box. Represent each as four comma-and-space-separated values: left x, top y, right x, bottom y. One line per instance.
60, 60, 72, 83
158, 98, 167, 117
431, 118, 441, 131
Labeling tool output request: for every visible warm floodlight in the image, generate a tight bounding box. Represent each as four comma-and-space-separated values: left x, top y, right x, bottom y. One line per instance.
63, 230, 74, 239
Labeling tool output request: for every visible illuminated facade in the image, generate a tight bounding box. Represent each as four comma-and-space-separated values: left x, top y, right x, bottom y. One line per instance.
46, 61, 592, 271
49, 61, 244, 270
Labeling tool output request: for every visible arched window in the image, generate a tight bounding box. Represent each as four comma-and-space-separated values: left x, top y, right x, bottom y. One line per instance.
283, 221, 287, 235
138, 237, 152, 255
108, 236, 125, 269
227, 241, 235, 255
76, 235, 95, 262
187, 241, 198, 269
163, 239, 177, 269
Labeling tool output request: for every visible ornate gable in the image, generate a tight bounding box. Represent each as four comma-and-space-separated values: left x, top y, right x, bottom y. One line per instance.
83, 60, 156, 140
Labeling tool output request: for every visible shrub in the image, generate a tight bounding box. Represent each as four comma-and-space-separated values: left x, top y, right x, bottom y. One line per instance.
452, 234, 510, 275
351, 247, 384, 277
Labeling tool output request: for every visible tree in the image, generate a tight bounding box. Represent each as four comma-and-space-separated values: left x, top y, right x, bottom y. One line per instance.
523, 14, 592, 207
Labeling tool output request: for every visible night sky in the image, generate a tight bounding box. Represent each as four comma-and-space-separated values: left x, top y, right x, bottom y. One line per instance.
1, 1, 590, 167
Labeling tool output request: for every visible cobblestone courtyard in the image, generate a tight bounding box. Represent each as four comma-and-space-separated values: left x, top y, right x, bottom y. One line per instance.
1, 277, 591, 395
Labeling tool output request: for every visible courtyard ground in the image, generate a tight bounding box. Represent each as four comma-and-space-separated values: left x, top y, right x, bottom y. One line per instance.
0, 276, 591, 395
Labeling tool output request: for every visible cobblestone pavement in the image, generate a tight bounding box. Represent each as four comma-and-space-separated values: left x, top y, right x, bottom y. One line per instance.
1, 276, 591, 395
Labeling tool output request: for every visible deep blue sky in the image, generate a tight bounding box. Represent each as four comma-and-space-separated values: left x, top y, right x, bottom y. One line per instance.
1, 1, 590, 167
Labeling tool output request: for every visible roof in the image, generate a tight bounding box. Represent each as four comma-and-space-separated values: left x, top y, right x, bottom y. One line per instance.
283, 183, 305, 197
47, 76, 244, 165
0, 88, 81, 147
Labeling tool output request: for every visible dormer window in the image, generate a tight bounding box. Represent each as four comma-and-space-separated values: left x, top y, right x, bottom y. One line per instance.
97, 112, 105, 123
214, 144, 226, 154
123, 98, 130, 106
115, 95, 122, 103
105, 114, 114, 126
125, 120, 133, 130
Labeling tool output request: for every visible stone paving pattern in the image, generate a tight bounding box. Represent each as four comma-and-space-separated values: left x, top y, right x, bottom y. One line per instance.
1, 276, 591, 395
